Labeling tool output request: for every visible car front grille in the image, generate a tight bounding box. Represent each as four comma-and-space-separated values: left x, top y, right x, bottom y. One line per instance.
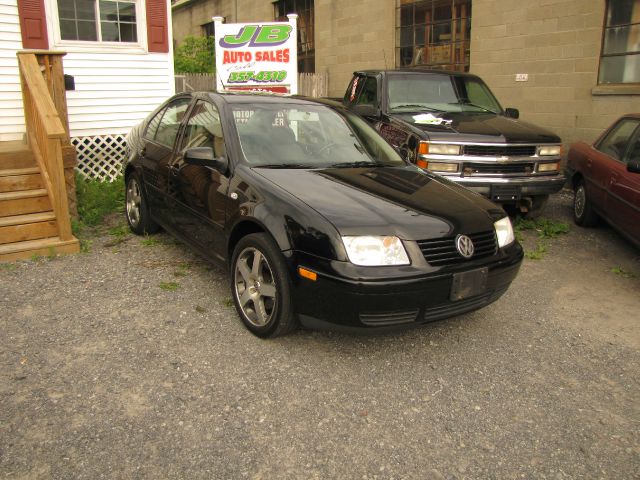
417, 230, 497, 267
463, 162, 534, 175
359, 309, 419, 326
462, 145, 537, 157
421, 287, 508, 323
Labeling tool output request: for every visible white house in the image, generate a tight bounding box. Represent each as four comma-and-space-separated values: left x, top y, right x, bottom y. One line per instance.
0, 0, 175, 180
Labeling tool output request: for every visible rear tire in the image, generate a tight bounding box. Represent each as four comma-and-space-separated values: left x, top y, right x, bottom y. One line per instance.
230, 233, 297, 338
573, 179, 598, 227
125, 172, 160, 235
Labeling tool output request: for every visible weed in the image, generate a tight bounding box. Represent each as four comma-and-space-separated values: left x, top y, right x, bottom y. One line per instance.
0, 263, 17, 272
30, 254, 43, 263
524, 242, 547, 260
195, 305, 207, 313
515, 217, 569, 260
223, 297, 234, 307
74, 175, 125, 234
159, 281, 180, 291
108, 224, 130, 238
611, 266, 635, 278
141, 236, 162, 247
79, 238, 93, 254
47, 247, 57, 260
173, 262, 192, 277
514, 217, 570, 239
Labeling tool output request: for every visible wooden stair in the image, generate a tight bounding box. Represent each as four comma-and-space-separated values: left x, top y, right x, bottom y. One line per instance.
0, 141, 79, 262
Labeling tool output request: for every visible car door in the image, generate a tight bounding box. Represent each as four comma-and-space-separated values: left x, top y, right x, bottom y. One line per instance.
138, 96, 192, 222
607, 123, 640, 241
168, 98, 230, 262
589, 118, 640, 212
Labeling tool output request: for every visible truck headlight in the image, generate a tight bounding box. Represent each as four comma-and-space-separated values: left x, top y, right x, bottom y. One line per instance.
494, 217, 515, 248
342, 236, 410, 266
538, 145, 562, 156
419, 142, 461, 156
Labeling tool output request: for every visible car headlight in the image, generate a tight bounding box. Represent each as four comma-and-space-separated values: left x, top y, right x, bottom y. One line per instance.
419, 142, 461, 156
494, 216, 515, 248
538, 145, 562, 156
342, 236, 410, 266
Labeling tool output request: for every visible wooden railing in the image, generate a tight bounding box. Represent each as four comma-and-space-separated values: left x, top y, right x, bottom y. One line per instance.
17, 52, 73, 241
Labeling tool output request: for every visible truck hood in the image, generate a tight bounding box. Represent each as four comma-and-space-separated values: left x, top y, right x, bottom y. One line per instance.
391, 111, 561, 144
254, 166, 501, 240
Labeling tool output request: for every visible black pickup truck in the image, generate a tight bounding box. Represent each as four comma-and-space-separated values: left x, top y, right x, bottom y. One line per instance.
340, 69, 565, 216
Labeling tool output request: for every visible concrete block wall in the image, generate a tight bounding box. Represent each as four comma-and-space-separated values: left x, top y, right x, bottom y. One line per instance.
315, 0, 395, 97
471, 0, 640, 148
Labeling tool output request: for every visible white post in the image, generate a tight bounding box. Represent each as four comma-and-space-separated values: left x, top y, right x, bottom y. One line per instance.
213, 16, 225, 92
287, 14, 298, 95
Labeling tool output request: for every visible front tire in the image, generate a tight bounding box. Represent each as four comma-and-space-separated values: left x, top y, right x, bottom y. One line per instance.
573, 179, 598, 227
230, 233, 297, 338
125, 172, 160, 235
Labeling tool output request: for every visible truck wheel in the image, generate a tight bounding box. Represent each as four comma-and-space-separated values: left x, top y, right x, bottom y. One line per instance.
573, 180, 598, 227
523, 195, 548, 219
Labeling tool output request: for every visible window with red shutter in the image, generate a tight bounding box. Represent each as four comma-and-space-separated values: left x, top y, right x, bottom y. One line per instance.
18, 0, 50, 49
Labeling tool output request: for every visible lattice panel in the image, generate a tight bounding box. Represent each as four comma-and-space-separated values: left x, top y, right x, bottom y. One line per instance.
72, 134, 128, 182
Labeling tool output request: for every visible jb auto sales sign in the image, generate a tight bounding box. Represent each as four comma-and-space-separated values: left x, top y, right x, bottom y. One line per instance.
213, 15, 298, 94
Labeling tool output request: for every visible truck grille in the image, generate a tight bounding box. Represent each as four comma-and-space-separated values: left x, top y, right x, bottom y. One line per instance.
463, 162, 534, 175
417, 230, 497, 267
462, 145, 537, 157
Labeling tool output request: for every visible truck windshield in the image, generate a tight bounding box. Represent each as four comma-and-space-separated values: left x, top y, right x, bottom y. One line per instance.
231, 103, 406, 168
387, 74, 503, 114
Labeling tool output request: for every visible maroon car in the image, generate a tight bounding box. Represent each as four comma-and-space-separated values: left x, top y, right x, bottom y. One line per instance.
567, 114, 640, 247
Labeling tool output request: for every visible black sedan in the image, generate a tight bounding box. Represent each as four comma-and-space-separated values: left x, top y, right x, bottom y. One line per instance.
124, 92, 523, 337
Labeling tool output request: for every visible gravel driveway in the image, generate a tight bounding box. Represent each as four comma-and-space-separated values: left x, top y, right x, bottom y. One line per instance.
1, 192, 639, 479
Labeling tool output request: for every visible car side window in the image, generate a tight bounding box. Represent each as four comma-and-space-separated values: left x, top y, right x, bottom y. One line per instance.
153, 98, 192, 148
144, 109, 164, 141
356, 76, 378, 106
596, 119, 640, 161
626, 131, 640, 163
181, 100, 226, 158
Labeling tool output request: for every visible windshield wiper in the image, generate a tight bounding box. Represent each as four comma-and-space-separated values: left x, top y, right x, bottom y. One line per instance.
255, 163, 312, 169
450, 101, 497, 114
329, 161, 378, 168
392, 104, 446, 113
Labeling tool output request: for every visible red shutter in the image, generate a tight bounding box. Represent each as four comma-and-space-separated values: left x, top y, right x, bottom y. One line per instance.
146, 0, 169, 53
17, 0, 49, 49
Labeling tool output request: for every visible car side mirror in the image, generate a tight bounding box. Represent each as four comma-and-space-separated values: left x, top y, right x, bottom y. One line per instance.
504, 108, 519, 119
627, 160, 640, 174
353, 104, 381, 119
184, 147, 227, 172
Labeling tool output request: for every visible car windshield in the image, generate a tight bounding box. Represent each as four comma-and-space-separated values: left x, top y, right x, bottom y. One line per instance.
387, 74, 503, 114
231, 103, 406, 168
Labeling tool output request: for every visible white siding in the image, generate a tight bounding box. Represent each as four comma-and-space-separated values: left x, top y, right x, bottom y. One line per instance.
64, 52, 174, 137
0, 0, 175, 141
0, 0, 25, 142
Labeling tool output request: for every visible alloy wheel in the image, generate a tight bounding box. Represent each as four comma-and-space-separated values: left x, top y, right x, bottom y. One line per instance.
126, 178, 142, 228
574, 184, 586, 219
234, 247, 278, 327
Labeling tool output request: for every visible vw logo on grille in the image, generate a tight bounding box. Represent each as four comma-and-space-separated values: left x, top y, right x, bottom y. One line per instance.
456, 234, 475, 259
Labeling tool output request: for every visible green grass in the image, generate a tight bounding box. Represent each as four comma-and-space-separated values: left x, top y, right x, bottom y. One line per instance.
173, 262, 191, 277
524, 242, 547, 260
74, 175, 125, 234
159, 281, 180, 291
611, 266, 635, 279
0, 263, 16, 272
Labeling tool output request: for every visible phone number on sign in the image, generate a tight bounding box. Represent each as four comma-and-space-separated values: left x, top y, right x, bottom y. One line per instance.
227, 71, 288, 83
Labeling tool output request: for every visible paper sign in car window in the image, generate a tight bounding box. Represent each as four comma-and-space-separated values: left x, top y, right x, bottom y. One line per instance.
412, 113, 452, 125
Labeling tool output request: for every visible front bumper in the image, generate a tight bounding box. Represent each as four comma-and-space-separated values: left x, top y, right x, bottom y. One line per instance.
286, 242, 523, 331
448, 175, 566, 200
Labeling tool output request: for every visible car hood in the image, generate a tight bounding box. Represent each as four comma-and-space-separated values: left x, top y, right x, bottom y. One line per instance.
254, 166, 501, 240
391, 111, 561, 144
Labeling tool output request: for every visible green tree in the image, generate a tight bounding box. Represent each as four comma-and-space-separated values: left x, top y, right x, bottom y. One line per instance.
174, 36, 216, 74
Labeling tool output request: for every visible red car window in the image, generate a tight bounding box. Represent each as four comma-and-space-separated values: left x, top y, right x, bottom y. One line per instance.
596, 119, 640, 161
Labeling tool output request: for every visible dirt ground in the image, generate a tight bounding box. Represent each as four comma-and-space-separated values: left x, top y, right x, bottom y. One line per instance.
1, 191, 639, 479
